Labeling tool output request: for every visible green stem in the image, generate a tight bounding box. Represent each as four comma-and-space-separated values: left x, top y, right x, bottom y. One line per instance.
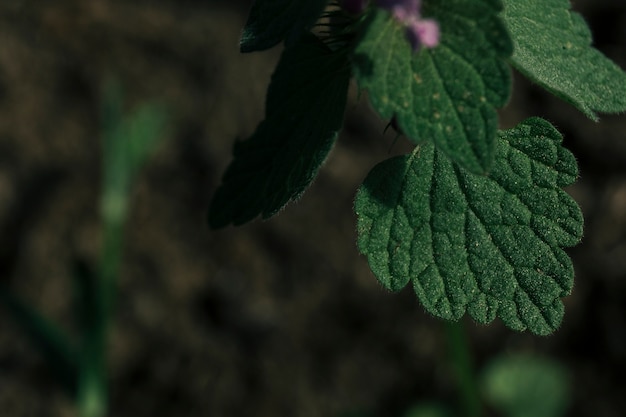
444, 321, 482, 417
76, 202, 125, 417
75, 83, 164, 417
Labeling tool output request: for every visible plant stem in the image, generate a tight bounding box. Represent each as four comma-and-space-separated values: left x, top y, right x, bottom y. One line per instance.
444, 321, 482, 417
75, 84, 164, 417
77, 214, 124, 417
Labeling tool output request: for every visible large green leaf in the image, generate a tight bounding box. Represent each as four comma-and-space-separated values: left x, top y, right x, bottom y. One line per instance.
355, 118, 582, 335
502, 0, 626, 120
353, 0, 512, 174
240, 0, 328, 52
209, 34, 351, 228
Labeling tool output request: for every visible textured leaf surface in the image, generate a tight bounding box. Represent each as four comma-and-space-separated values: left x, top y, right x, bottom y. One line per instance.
209, 34, 350, 228
240, 0, 327, 52
353, 0, 512, 174
502, 0, 626, 120
355, 118, 583, 335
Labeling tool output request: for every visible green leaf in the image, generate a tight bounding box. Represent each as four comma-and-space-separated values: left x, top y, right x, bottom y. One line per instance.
0, 286, 78, 395
481, 355, 570, 417
353, 1, 512, 174
240, 0, 328, 52
502, 0, 626, 120
355, 118, 582, 335
101, 81, 167, 223
209, 34, 351, 228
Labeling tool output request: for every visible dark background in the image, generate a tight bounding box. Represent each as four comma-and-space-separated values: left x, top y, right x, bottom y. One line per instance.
0, 0, 625, 416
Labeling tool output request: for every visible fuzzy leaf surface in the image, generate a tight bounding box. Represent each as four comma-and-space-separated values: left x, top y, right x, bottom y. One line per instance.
355, 118, 582, 335
209, 34, 350, 228
502, 0, 626, 120
240, 0, 328, 52
353, 1, 512, 174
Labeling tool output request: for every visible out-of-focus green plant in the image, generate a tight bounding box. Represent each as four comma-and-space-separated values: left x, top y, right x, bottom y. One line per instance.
386, 354, 569, 417
77, 81, 167, 417
481, 354, 570, 417
0, 81, 166, 417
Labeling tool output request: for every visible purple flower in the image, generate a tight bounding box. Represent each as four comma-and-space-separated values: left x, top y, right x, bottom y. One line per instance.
377, 0, 420, 21
406, 18, 440, 50
375, 0, 440, 52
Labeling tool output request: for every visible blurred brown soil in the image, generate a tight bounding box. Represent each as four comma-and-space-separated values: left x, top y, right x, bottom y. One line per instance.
0, 1, 625, 416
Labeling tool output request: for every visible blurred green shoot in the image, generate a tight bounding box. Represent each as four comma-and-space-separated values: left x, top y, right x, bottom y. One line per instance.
77, 80, 167, 417
0, 80, 167, 417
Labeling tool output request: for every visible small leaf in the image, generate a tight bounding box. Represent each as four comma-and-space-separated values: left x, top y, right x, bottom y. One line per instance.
101, 81, 167, 223
355, 118, 583, 335
481, 355, 570, 417
502, 0, 626, 120
209, 34, 351, 228
353, 1, 512, 174
240, 0, 328, 52
0, 286, 78, 395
